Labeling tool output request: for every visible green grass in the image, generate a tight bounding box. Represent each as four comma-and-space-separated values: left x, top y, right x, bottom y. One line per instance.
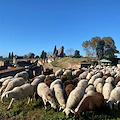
51, 57, 93, 69
0, 97, 120, 120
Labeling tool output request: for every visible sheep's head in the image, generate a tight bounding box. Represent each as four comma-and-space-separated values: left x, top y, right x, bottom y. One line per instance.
1, 92, 8, 103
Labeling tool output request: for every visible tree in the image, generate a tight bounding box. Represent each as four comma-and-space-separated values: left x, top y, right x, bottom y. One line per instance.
74, 50, 80, 58
40, 50, 47, 59
35, 55, 39, 58
96, 40, 105, 60
28, 52, 35, 59
8, 52, 11, 59
11, 52, 14, 59
53, 45, 57, 55
65, 48, 74, 56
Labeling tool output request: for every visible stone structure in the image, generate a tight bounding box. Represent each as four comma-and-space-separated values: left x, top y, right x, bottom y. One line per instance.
53, 46, 64, 58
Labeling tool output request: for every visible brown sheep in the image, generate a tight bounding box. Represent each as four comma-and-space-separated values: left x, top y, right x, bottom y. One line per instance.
114, 76, 120, 85
64, 84, 75, 102
60, 75, 68, 83
76, 70, 84, 77
43, 68, 53, 75
75, 92, 105, 119
44, 76, 53, 87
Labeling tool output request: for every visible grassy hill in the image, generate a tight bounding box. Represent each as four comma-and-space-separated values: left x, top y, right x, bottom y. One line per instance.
51, 57, 94, 69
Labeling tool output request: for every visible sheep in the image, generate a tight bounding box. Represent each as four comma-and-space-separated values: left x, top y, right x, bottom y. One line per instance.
0, 76, 13, 86
102, 82, 113, 100
50, 79, 62, 93
85, 84, 95, 93
64, 84, 75, 102
79, 71, 89, 79
53, 84, 65, 110
107, 86, 120, 110
55, 69, 63, 77
105, 77, 114, 84
49, 74, 56, 81
63, 69, 72, 76
1, 83, 34, 110
37, 75, 46, 82
63, 86, 85, 116
37, 83, 57, 110
4, 77, 25, 93
44, 76, 53, 87
75, 90, 95, 112
75, 92, 105, 119
77, 79, 88, 89
96, 83, 103, 93
0, 78, 14, 95
60, 75, 67, 83
114, 76, 120, 85
14, 71, 29, 81
43, 68, 53, 75
93, 78, 104, 88
86, 73, 92, 80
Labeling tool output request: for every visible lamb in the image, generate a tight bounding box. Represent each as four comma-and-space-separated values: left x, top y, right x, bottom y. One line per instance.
55, 69, 63, 77
75, 92, 105, 119
4, 77, 25, 93
63, 86, 85, 116
63, 69, 72, 76
107, 86, 120, 110
102, 82, 113, 100
0, 78, 14, 95
53, 84, 65, 110
37, 83, 56, 110
14, 71, 29, 81
1, 83, 34, 110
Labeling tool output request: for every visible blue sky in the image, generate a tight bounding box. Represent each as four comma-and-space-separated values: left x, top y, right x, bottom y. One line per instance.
0, 0, 120, 57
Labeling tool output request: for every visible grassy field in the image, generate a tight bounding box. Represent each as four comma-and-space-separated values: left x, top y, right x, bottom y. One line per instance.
51, 57, 93, 69
0, 97, 120, 120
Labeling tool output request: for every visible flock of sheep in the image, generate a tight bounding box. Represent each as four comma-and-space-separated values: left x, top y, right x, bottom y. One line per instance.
0, 64, 120, 119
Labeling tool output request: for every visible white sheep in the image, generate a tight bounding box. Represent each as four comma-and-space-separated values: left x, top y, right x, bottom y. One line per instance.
1, 83, 34, 110
77, 79, 88, 89
85, 84, 95, 93
0, 78, 14, 95
55, 69, 63, 77
107, 86, 120, 109
102, 82, 113, 100
79, 71, 89, 79
105, 77, 114, 84
50, 79, 62, 93
14, 71, 29, 81
37, 75, 46, 82
96, 82, 103, 93
63, 69, 72, 76
53, 84, 65, 110
4, 77, 25, 93
0, 76, 13, 84
37, 83, 56, 110
63, 86, 85, 116
86, 73, 92, 80
93, 78, 104, 88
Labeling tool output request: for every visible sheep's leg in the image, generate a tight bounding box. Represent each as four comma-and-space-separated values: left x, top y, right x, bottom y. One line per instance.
7, 98, 14, 110
28, 97, 30, 104
42, 97, 47, 110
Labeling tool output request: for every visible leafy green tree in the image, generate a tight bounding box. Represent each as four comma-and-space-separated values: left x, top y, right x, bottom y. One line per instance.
74, 50, 80, 58
96, 40, 105, 60
28, 52, 35, 59
11, 52, 14, 59
53, 45, 57, 55
8, 52, 11, 59
40, 50, 47, 59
